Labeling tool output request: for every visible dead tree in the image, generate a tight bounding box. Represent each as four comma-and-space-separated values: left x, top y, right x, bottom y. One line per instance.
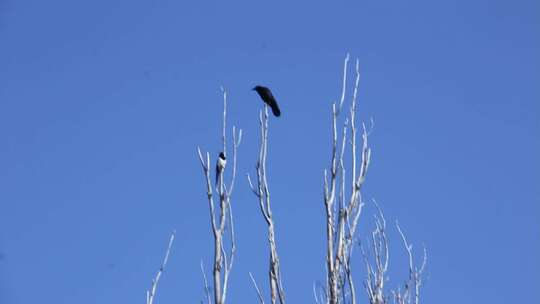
247, 106, 286, 304
320, 55, 426, 304
322, 53, 369, 304
197, 88, 243, 304
144, 57, 426, 304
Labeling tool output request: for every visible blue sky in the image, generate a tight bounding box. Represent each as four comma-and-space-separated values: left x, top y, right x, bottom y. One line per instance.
1, 0, 539, 303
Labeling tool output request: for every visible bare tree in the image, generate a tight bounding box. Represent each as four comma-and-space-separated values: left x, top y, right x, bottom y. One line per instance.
323, 53, 370, 304
144, 56, 427, 304
197, 88, 243, 304
321, 54, 427, 304
247, 106, 286, 304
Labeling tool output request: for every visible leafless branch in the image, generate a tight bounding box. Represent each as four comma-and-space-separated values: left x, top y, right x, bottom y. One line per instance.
313, 281, 327, 304
227, 127, 243, 195
221, 87, 227, 157
360, 203, 427, 304
247, 174, 260, 197
313, 284, 319, 304
146, 231, 175, 304
201, 261, 212, 304
248, 106, 285, 304
197, 88, 242, 304
362, 203, 389, 304
393, 222, 427, 304
221, 198, 236, 304
249, 272, 266, 304
338, 53, 350, 112
324, 54, 369, 304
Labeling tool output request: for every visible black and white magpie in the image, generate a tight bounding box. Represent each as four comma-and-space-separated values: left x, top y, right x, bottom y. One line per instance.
253, 85, 281, 117
215, 152, 226, 185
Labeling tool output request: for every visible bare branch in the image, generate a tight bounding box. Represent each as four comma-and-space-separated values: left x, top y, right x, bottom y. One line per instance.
249, 105, 286, 304
395, 222, 427, 304
249, 272, 266, 304
197, 150, 217, 234
320, 55, 426, 304
247, 174, 260, 197
313, 283, 319, 304
338, 53, 350, 112
201, 260, 212, 304
197, 146, 207, 169
324, 54, 370, 304
221, 198, 236, 304
198, 87, 241, 304
221, 87, 227, 157
146, 231, 175, 304
227, 127, 243, 195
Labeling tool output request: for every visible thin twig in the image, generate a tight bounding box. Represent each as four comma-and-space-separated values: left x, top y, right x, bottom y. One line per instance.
249, 272, 266, 304
201, 260, 212, 304
146, 231, 176, 304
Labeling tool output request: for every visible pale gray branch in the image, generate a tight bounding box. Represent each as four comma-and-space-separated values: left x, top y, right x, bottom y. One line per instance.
249, 272, 266, 304
395, 222, 427, 304
249, 105, 285, 304
146, 231, 175, 304
324, 54, 370, 304
197, 87, 241, 304
338, 53, 350, 112
201, 260, 212, 304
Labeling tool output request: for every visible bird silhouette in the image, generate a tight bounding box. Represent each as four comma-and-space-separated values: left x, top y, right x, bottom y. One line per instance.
215, 152, 226, 185
253, 85, 281, 117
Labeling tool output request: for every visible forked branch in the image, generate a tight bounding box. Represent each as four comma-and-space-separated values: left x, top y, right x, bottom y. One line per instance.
197, 88, 242, 304
247, 106, 286, 304
324, 54, 371, 304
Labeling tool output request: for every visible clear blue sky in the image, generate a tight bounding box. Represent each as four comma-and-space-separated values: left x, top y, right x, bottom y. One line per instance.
1, 0, 538, 303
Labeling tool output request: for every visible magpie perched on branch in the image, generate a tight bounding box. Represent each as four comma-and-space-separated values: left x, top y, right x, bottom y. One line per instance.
253, 85, 281, 117
215, 152, 226, 185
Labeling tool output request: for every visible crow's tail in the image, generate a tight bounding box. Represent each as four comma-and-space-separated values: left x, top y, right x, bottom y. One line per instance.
271, 104, 281, 117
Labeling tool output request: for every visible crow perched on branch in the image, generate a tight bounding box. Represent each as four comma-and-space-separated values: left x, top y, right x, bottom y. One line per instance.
253, 85, 281, 117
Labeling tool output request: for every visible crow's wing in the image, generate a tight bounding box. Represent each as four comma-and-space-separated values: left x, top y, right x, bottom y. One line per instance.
267, 98, 281, 117
260, 89, 281, 117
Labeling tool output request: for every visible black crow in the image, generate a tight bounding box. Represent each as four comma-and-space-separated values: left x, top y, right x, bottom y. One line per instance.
253, 85, 281, 117
215, 152, 226, 185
